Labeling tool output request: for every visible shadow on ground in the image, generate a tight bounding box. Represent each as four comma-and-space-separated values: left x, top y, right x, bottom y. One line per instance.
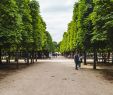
98, 69, 113, 82
0, 62, 38, 81
82, 64, 113, 83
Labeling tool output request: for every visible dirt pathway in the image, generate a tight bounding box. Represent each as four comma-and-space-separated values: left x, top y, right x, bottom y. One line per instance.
0, 56, 113, 95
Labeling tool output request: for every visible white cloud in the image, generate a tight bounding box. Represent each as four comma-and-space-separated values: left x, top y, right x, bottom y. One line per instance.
38, 0, 77, 42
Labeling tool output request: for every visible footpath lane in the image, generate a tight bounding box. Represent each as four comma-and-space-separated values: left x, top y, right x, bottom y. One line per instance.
0, 56, 113, 95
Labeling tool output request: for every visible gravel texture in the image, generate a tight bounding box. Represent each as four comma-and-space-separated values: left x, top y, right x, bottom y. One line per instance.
0, 56, 113, 95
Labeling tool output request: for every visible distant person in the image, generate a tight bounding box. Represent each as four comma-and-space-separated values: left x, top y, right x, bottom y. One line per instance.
49, 53, 52, 59
74, 53, 80, 70
55, 53, 57, 58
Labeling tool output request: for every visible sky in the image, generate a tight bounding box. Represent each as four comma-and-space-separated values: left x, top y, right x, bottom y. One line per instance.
38, 0, 78, 43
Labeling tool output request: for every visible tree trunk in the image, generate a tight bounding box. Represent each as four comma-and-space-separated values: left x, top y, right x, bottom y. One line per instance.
84, 51, 87, 65
0, 49, 2, 64
27, 51, 29, 65
8, 51, 11, 64
36, 52, 38, 62
30, 52, 32, 64
102, 52, 104, 63
33, 51, 35, 63
39, 52, 42, 59
93, 48, 97, 69
16, 51, 19, 69
31, 52, 33, 64
107, 52, 110, 63
112, 52, 113, 64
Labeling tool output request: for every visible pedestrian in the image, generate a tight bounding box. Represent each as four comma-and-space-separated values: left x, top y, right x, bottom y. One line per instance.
79, 54, 83, 68
49, 52, 52, 59
74, 53, 80, 70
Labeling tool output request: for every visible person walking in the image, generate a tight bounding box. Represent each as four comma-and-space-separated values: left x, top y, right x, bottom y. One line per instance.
74, 53, 80, 70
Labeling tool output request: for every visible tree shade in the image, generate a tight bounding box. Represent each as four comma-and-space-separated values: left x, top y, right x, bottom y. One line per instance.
0, 0, 23, 51
0, 0, 54, 63
60, 0, 113, 69
60, 0, 113, 53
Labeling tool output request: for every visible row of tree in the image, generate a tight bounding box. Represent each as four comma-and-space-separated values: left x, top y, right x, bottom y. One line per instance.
0, 0, 54, 64
60, 0, 113, 69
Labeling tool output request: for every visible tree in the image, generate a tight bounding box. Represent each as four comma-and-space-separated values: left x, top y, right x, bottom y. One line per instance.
16, 0, 33, 51
29, 0, 42, 51
0, 0, 23, 63
45, 31, 54, 52
0, 0, 54, 65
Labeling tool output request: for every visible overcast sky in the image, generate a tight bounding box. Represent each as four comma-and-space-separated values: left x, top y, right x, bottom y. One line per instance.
38, 0, 77, 42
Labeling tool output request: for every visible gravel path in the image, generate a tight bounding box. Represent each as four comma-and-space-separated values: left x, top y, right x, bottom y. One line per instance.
0, 56, 113, 95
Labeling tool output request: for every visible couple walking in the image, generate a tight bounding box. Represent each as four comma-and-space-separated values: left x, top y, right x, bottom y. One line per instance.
74, 53, 82, 70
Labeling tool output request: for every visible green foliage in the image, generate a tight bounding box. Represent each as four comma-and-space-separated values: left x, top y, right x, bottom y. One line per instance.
0, 0, 22, 50
53, 41, 59, 52
45, 31, 54, 52
29, 0, 42, 51
0, 0, 53, 54
60, 0, 113, 53
60, 0, 93, 53
16, 0, 33, 50
91, 0, 113, 49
